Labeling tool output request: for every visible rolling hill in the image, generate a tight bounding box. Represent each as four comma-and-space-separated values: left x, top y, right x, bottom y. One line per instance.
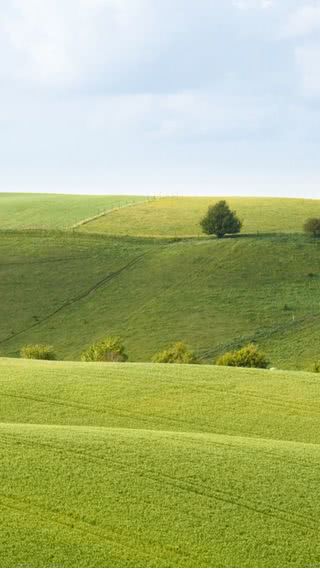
2, 193, 320, 567
1, 358, 320, 567
1, 230, 320, 369
0, 193, 148, 230
79, 196, 320, 237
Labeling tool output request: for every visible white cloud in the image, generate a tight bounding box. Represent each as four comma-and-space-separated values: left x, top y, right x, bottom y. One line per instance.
233, 0, 274, 10
0, 0, 155, 87
281, 4, 320, 98
0, 88, 277, 143
78, 90, 276, 140
153, 91, 275, 138
1, 0, 319, 195
295, 45, 320, 97
283, 3, 320, 38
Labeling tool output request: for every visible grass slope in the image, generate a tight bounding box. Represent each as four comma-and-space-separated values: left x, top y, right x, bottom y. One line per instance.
0, 193, 147, 229
1, 358, 320, 567
79, 196, 320, 237
1, 232, 320, 369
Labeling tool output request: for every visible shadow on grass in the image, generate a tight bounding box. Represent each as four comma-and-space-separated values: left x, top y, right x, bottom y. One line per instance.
219, 232, 310, 241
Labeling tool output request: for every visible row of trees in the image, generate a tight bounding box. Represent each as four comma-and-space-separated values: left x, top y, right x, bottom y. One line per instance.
20, 338, 269, 369
153, 341, 269, 368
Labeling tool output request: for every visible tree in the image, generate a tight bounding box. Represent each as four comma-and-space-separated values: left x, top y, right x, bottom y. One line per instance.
200, 200, 242, 238
20, 344, 56, 360
81, 336, 128, 362
304, 218, 320, 238
215, 343, 269, 369
152, 341, 198, 364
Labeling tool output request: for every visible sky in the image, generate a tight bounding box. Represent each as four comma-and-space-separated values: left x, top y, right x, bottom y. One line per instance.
1, 0, 320, 197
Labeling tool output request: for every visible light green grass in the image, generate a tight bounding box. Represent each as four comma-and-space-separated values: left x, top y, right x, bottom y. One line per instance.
1, 231, 320, 370
79, 196, 320, 237
1, 358, 320, 567
0, 193, 148, 230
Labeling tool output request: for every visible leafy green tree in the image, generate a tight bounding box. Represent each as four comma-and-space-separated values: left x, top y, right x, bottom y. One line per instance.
215, 343, 269, 369
152, 341, 198, 364
81, 336, 128, 362
304, 218, 320, 238
20, 344, 56, 360
200, 200, 242, 238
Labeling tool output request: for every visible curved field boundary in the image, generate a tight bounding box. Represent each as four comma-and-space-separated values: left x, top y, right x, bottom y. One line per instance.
72, 197, 155, 229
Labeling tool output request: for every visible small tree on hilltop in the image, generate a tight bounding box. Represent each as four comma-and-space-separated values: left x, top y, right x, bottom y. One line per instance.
304, 218, 320, 238
200, 200, 242, 238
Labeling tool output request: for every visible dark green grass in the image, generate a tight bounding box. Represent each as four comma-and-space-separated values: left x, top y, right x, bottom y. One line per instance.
1, 232, 320, 369
1, 359, 320, 567
0, 193, 147, 229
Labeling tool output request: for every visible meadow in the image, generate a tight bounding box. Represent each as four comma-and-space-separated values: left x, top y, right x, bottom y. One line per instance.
1, 358, 320, 567
1, 230, 320, 369
79, 196, 320, 237
2, 193, 320, 567
0, 193, 148, 229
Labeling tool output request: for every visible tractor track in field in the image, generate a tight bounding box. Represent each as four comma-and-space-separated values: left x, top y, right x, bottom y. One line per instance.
0, 493, 173, 565
0, 252, 148, 347
199, 311, 320, 362
2, 429, 319, 534
2, 422, 319, 474
2, 382, 320, 438
0, 391, 206, 431
1, 425, 318, 474
0, 255, 92, 268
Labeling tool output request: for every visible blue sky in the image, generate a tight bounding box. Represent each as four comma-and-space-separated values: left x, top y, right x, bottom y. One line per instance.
1, 0, 320, 197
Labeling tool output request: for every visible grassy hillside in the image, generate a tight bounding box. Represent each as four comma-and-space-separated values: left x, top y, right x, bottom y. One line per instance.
3, 194, 320, 567
0, 193, 148, 229
1, 231, 320, 369
79, 196, 320, 237
1, 358, 320, 567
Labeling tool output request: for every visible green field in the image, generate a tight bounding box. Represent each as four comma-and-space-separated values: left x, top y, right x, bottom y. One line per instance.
1, 358, 320, 567
79, 196, 320, 237
2, 193, 320, 567
0, 193, 148, 229
1, 230, 320, 370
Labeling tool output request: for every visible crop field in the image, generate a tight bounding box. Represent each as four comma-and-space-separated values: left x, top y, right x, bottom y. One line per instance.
1, 231, 320, 369
2, 193, 320, 567
79, 196, 320, 237
1, 358, 320, 567
0, 193, 148, 230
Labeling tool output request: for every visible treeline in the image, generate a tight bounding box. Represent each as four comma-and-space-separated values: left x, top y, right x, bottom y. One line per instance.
19, 337, 269, 369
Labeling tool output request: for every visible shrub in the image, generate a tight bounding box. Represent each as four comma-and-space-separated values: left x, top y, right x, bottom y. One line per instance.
152, 341, 198, 364
20, 344, 56, 360
81, 336, 128, 362
215, 343, 269, 369
304, 218, 320, 238
200, 200, 242, 238
313, 361, 320, 373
